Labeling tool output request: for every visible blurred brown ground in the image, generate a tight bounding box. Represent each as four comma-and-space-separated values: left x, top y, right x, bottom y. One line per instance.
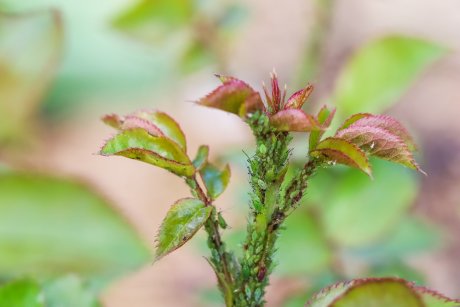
22, 0, 460, 305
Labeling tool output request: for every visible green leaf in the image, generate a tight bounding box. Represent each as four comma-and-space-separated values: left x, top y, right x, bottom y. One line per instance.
306, 281, 353, 307
317, 159, 418, 247
0, 279, 43, 307
43, 275, 101, 307
193, 145, 209, 171
0, 10, 62, 145
276, 210, 332, 276
113, 0, 193, 42
334, 36, 445, 117
155, 198, 211, 261
0, 173, 150, 285
200, 163, 231, 200
330, 279, 422, 307
311, 137, 371, 177
134, 111, 187, 151
414, 286, 460, 307
100, 128, 194, 177
309, 105, 336, 150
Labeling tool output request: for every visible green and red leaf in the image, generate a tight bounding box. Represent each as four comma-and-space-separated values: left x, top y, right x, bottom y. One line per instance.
284, 83, 314, 109
155, 198, 211, 261
197, 76, 264, 117
100, 128, 194, 177
335, 125, 424, 173
311, 137, 372, 177
309, 105, 336, 150
270, 109, 322, 132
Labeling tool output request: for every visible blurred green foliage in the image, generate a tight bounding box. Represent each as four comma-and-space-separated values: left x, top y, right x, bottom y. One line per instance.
0, 279, 43, 307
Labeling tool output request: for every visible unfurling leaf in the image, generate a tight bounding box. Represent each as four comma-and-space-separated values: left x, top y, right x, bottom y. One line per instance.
307, 278, 460, 307
270, 109, 322, 132
155, 198, 211, 261
200, 163, 231, 200
102, 110, 187, 150
197, 75, 265, 117
336, 125, 423, 173
311, 137, 371, 177
284, 83, 314, 109
309, 105, 336, 150
100, 128, 194, 177
193, 145, 209, 171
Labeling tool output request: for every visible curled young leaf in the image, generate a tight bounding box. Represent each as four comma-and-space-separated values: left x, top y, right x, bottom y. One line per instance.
336, 125, 424, 174
197, 76, 265, 117
100, 128, 194, 177
284, 83, 314, 109
200, 163, 231, 200
311, 137, 372, 177
309, 105, 336, 150
270, 109, 322, 132
155, 198, 212, 261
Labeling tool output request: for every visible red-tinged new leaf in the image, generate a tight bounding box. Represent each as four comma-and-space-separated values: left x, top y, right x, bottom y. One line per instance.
122, 115, 164, 136
154, 198, 211, 261
197, 77, 264, 117
102, 114, 123, 129
412, 286, 460, 306
311, 137, 372, 176
309, 105, 336, 150
100, 128, 194, 177
270, 109, 323, 132
336, 125, 424, 173
346, 114, 417, 151
338, 113, 372, 130
200, 163, 231, 200
284, 84, 314, 109
239, 92, 265, 118
133, 111, 187, 151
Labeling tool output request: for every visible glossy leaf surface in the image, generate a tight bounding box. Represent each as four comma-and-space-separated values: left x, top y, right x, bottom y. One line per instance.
155, 198, 211, 260
200, 163, 231, 200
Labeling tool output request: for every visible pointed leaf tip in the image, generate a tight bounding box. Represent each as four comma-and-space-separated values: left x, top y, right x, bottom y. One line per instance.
285, 83, 314, 109
154, 198, 211, 261
200, 163, 231, 200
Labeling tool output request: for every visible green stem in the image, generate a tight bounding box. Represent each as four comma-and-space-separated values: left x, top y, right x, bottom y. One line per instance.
186, 176, 235, 306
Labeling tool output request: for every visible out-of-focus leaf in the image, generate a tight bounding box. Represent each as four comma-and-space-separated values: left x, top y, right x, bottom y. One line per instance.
193, 145, 209, 171
100, 128, 194, 177
270, 109, 322, 132
306, 281, 352, 307
336, 125, 423, 173
350, 217, 439, 262
334, 36, 445, 117
369, 262, 425, 285
311, 137, 371, 177
318, 159, 418, 247
200, 163, 231, 200
0, 10, 62, 145
197, 76, 264, 117
327, 279, 422, 307
0, 173, 150, 285
180, 40, 214, 74
43, 275, 101, 307
155, 198, 211, 261
276, 210, 332, 276
0, 279, 43, 307
113, 0, 193, 42
309, 105, 336, 150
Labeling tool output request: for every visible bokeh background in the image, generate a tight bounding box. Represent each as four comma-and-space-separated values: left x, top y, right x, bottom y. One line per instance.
1, 0, 460, 306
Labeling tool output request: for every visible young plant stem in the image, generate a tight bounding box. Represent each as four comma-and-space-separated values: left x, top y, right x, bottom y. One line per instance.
186, 176, 235, 306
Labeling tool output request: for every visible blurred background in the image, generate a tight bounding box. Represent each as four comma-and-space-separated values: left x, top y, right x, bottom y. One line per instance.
1, 0, 460, 306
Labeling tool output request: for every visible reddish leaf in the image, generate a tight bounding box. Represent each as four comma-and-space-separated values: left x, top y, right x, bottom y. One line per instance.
122, 115, 164, 136
270, 109, 322, 132
338, 113, 372, 130
336, 126, 424, 173
102, 114, 123, 129
311, 137, 372, 176
284, 84, 314, 109
345, 114, 417, 151
197, 76, 264, 117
